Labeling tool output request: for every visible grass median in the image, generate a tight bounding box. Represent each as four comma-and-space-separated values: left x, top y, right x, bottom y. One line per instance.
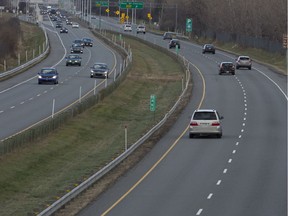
0, 36, 185, 215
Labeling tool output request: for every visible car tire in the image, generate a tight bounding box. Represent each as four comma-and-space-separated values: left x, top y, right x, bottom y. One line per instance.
232, 72, 235, 75
248, 66, 251, 70
90, 75, 93, 78
66, 63, 68, 66
216, 134, 222, 138
38, 81, 41, 84
236, 66, 239, 69
213, 51, 215, 54
202, 51, 205, 54
79, 63, 81, 66
189, 133, 194, 138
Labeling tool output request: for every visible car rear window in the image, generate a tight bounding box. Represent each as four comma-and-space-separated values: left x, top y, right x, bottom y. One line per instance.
222, 63, 233, 67
239, 57, 250, 60
193, 112, 217, 120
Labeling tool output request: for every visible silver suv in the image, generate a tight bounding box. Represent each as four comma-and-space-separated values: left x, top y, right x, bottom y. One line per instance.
189, 109, 223, 138
136, 25, 146, 34
235, 56, 252, 70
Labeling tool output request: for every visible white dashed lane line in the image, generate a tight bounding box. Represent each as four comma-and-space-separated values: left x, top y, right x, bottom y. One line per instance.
195, 75, 248, 215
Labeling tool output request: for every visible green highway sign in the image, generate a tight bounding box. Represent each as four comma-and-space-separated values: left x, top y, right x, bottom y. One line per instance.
95, 1, 109, 7
186, 18, 192, 32
150, 94, 156, 112
120, 2, 144, 9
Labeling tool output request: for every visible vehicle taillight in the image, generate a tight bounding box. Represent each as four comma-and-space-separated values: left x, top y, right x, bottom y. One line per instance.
211, 122, 220, 126
190, 121, 198, 126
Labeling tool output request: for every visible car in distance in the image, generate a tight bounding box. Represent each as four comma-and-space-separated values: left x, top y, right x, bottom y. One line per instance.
60, 27, 68, 33
235, 56, 252, 70
90, 63, 109, 78
73, 39, 85, 47
202, 44, 216, 54
65, 54, 81, 66
163, 32, 174, 40
70, 44, 83, 54
219, 62, 235, 75
82, 37, 93, 47
189, 109, 223, 138
38, 67, 59, 84
123, 24, 132, 31
66, 20, 72, 25
136, 25, 146, 34
72, 22, 79, 28
169, 39, 180, 49
55, 22, 62, 28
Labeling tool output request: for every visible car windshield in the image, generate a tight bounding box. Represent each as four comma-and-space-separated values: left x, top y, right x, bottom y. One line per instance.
41, 69, 55, 74
206, 44, 213, 48
83, 38, 91, 42
193, 112, 217, 120
92, 64, 107, 69
72, 44, 81, 47
68, 55, 78, 59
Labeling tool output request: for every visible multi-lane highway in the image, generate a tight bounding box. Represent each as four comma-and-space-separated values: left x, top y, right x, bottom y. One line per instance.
0, 16, 123, 140
77, 18, 287, 216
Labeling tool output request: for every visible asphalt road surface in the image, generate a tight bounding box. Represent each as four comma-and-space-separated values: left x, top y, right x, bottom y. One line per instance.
77, 17, 287, 216
0, 16, 123, 140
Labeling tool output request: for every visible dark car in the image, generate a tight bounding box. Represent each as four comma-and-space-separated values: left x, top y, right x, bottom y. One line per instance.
202, 44, 215, 54
55, 22, 62, 28
66, 54, 81, 66
169, 39, 180, 49
73, 39, 84, 47
82, 38, 93, 47
38, 67, 59, 84
70, 44, 83, 54
90, 63, 109, 78
60, 27, 68, 33
219, 62, 235, 75
163, 32, 174, 40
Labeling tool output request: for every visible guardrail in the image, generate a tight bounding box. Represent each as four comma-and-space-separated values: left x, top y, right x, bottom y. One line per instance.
0, 23, 49, 79
37, 29, 191, 216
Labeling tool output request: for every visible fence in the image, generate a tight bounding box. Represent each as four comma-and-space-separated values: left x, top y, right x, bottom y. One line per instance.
198, 30, 286, 54
0, 22, 49, 79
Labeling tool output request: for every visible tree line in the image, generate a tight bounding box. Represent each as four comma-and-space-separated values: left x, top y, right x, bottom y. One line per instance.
151, 0, 287, 43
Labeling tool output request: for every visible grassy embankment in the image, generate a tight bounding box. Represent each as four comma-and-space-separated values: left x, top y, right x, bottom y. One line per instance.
0, 36, 184, 215
0, 13, 45, 72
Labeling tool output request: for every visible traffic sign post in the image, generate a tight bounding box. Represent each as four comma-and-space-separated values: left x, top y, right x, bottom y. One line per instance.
150, 94, 156, 121
150, 94, 156, 112
186, 18, 192, 33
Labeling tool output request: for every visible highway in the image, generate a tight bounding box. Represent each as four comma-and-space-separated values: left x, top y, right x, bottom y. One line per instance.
77, 18, 287, 216
0, 15, 123, 140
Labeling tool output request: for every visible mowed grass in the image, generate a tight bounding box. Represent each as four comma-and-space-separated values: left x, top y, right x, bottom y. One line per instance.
0, 37, 183, 215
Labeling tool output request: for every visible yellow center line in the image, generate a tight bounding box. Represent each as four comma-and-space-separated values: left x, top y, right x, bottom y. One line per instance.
101, 62, 206, 216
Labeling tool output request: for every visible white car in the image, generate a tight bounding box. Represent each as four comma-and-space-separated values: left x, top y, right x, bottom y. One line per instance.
123, 24, 132, 32
235, 56, 252, 70
136, 25, 146, 34
72, 22, 79, 28
189, 109, 223, 138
